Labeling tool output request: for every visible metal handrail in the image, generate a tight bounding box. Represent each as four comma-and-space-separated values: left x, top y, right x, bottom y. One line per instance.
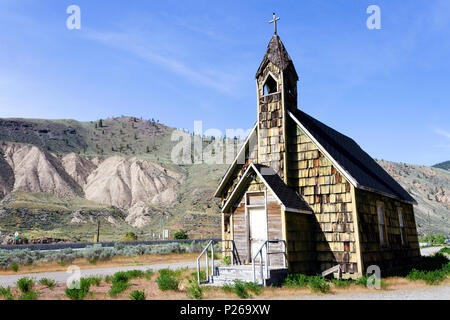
252, 240, 287, 285
196, 239, 240, 285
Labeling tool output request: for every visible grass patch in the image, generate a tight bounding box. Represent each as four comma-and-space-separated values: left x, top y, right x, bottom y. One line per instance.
65, 278, 91, 300
221, 280, 262, 299
332, 279, 352, 288
18, 290, 39, 300
39, 278, 56, 290
130, 289, 146, 300
11, 263, 18, 272
109, 270, 145, 297
405, 253, 449, 285
221, 283, 234, 293
439, 247, 450, 255
283, 274, 309, 287
0, 286, 14, 300
186, 279, 203, 299
308, 276, 330, 294
156, 268, 180, 291
84, 276, 102, 286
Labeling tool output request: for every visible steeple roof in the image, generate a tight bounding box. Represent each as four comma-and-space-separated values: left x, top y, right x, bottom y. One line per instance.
255, 35, 298, 80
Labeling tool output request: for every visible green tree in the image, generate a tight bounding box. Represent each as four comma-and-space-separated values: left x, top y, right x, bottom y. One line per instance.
174, 230, 188, 240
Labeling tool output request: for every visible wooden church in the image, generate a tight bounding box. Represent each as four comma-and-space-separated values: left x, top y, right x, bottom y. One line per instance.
212, 15, 420, 283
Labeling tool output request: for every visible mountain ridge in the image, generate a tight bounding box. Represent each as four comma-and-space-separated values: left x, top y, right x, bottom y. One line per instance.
0, 116, 448, 240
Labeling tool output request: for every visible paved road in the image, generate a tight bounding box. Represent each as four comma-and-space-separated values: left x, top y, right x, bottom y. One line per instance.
0, 261, 205, 287
420, 246, 445, 257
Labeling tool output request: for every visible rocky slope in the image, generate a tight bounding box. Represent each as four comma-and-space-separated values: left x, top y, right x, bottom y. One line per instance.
377, 160, 449, 235
0, 116, 447, 239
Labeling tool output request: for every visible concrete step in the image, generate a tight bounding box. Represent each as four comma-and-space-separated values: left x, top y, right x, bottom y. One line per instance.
207, 265, 288, 287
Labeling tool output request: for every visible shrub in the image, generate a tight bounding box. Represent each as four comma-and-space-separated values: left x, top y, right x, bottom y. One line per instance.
123, 232, 138, 241
0, 286, 14, 300
419, 233, 446, 245
130, 289, 146, 300
283, 274, 309, 287
244, 282, 262, 296
308, 276, 330, 294
186, 279, 203, 299
439, 247, 450, 255
39, 278, 56, 290
174, 230, 188, 240
156, 269, 180, 291
233, 280, 251, 299
17, 277, 34, 293
11, 263, 18, 272
65, 278, 91, 300
109, 280, 130, 297
406, 268, 447, 285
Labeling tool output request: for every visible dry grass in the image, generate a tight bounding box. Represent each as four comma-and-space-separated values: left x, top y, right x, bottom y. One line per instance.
2, 267, 449, 300
0, 252, 198, 276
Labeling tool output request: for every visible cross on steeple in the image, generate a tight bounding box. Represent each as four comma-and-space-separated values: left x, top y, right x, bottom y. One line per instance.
269, 13, 280, 35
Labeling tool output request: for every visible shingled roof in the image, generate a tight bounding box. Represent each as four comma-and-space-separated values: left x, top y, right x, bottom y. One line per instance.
221, 162, 312, 213
289, 109, 417, 204
255, 35, 298, 80
252, 164, 313, 212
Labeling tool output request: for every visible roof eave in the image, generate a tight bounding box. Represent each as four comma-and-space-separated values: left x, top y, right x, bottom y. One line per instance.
356, 184, 418, 205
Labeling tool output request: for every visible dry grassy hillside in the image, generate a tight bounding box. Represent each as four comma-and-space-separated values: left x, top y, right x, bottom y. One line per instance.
0, 116, 447, 241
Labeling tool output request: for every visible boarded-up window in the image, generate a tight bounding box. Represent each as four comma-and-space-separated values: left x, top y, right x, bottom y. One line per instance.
247, 192, 265, 206
377, 203, 387, 247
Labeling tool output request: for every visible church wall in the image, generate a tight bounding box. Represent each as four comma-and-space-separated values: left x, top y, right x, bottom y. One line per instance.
285, 211, 316, 274
286, 119, 359, 275
355, 189, 421, 273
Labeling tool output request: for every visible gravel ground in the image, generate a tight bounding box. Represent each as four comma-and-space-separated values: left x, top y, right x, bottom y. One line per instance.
280, 285, 450, 300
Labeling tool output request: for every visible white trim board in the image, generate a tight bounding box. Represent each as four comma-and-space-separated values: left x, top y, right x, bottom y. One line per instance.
221, 163, 312, 214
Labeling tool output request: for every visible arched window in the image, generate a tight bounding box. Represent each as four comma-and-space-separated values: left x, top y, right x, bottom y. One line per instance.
263, 75, 277, 95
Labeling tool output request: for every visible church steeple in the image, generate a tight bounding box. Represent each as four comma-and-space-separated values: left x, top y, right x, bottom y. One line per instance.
255, 15, 299, 182
255, 35, 298, 81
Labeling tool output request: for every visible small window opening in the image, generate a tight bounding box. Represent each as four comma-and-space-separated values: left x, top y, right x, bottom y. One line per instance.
263, 75, 277, 95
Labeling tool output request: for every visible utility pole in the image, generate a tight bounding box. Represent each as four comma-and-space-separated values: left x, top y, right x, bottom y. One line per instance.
97, 219, 100, 243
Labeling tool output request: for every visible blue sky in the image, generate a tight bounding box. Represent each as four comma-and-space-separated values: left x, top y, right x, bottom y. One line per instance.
0, 0, 449, 166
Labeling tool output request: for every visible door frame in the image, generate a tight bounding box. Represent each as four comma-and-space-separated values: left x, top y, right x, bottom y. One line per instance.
244, 190, 268, 263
